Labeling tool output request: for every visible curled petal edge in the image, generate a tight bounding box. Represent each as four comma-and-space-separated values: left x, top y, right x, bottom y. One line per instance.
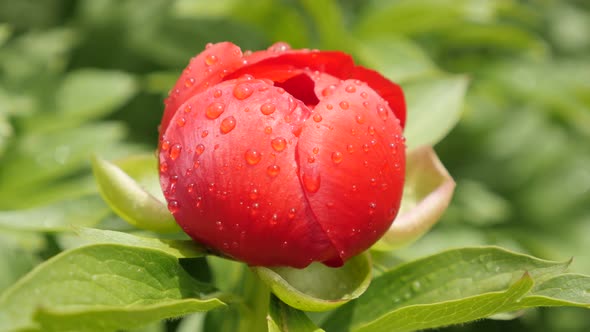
373, 146, 455, 250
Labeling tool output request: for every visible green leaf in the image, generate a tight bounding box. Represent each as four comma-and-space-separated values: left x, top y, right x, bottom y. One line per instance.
0, 244, 225, 332
91, 154, 180, 233
375, 147, 455, 250
522, 274, 590, 308
54, 69, 137, 123
348, 247, 574, 332
74, 227, 205, 259
357, 37, 439, 83
268, 295, 324, 332
0, 195, 109, 232
253, 253, 372, 312
0, 122, 129, 194
403, 75, 468, 149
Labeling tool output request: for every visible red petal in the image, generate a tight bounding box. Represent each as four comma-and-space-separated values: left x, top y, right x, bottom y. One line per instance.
161, 42, 246, 138
351, 66, 406, 128
297, 80, 405, 266
159, 78, 338, 268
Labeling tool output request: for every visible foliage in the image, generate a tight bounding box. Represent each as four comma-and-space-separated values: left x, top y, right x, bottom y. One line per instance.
1, 0, 589, 331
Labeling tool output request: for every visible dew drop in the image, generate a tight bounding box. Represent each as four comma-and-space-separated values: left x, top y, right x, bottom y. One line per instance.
195, 144, 205, 156
356, 114, 366, 124
184, 77, 195, 87
264, 126, 273, 134
168, 200, 179, 214
368, 126, 376, 135
312, 113, 322, 122
220, 116, 237, 134
205, 54, 218, 66
339, 101, 349, 110
360, 91, 368, 99
159, 161, 168, 173
377, 104, 388, 121
345, 85, 356, 93
244, 149, 262, 165
288, 208, 297, 219
233, 83, 254, 100
269, 41, 291, 52
213, 89, 222, 98
368, 202, 377, 215
267, 164, 281, 177
326, 104, 333, 110
321, 85, 337, 97
302, 172, 321, 193
331, 151, 343, 164
201, 130, 209, 138
187, 183, 195, 193
176, 117, 186, 127
169, 144, 182, 160
184, 105, 192, 113
362, 143, 370, 152
346, 144, 354, 153
206, 102, 225, 119
249, 188, 259, 200
312, 147, 319, 154
161, 140, 170, 151
271, 137, 287, 152
260, 103, 276, 115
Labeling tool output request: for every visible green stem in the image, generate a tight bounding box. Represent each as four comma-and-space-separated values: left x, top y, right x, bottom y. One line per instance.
236, 266, 271, 332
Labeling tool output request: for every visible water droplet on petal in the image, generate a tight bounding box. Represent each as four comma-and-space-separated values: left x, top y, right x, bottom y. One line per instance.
184, 105, 192, 113
362, 144, 370, 152
244, 149, 262, 165
346, 144, 354, 153
220, 116, 237, 134
321, 85, 337, 97
260, 103, 276, 115
360, 91, 368, 99
205, 54, 218, 66
187, 183, 195, 193
356, 114, 366, 124
176, 117, 186, 127
377, 104, 388, 121
233, 83, 254, 100
264, 126, 273, 134
206, 102, 225, 119
369, 202, 377, 215
168, 200, 179, 214
302, 171, 321, 193
312, 147, 319, 154
288, 208, 296, 219
345, 85, 356, 93
313, 113, 322, 122
161, 140, 170, 151
195, 144, 206, 157
201, 130, 209, 138
271, 137, 287, 152
267, 165, 280, 177
368, 126, 376, 135
339, 101, 349, 110
159, 161, 168, 172
169, 144, 182, 160
326, 104, 333, 110
249, 188, 259, 200
268, 41, 291, 52
184, 77, 195, 87
331, 151, 343, 164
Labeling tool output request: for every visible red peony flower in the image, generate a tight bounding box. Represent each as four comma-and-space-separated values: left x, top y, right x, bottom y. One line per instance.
158, 42, 406, 268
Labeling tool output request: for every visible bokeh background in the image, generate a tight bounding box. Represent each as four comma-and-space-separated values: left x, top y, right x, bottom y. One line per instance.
1, 0, 589, 331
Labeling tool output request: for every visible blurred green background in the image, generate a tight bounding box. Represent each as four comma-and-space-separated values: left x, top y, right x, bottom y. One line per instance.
1, 0, 589, 331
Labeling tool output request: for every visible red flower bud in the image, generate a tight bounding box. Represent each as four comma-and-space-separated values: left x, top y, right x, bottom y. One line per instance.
159, 42, 406, 268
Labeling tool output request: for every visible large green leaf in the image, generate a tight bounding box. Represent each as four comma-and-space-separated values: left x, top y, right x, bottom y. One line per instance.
254, 253, 372, 312
0, 196, 109, 232
403, 75, 468, 149
268, 295, 323, 332
91, 154, 180, 233
341, 247, 588, 332
0, 243, 225, 332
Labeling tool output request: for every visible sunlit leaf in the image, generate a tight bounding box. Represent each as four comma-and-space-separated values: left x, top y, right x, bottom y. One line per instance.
403, 75, 468, 149
254, 253, 371, 312
91, 154, 180, 233
0, 244, 225, 332
0, 196, 109, 232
